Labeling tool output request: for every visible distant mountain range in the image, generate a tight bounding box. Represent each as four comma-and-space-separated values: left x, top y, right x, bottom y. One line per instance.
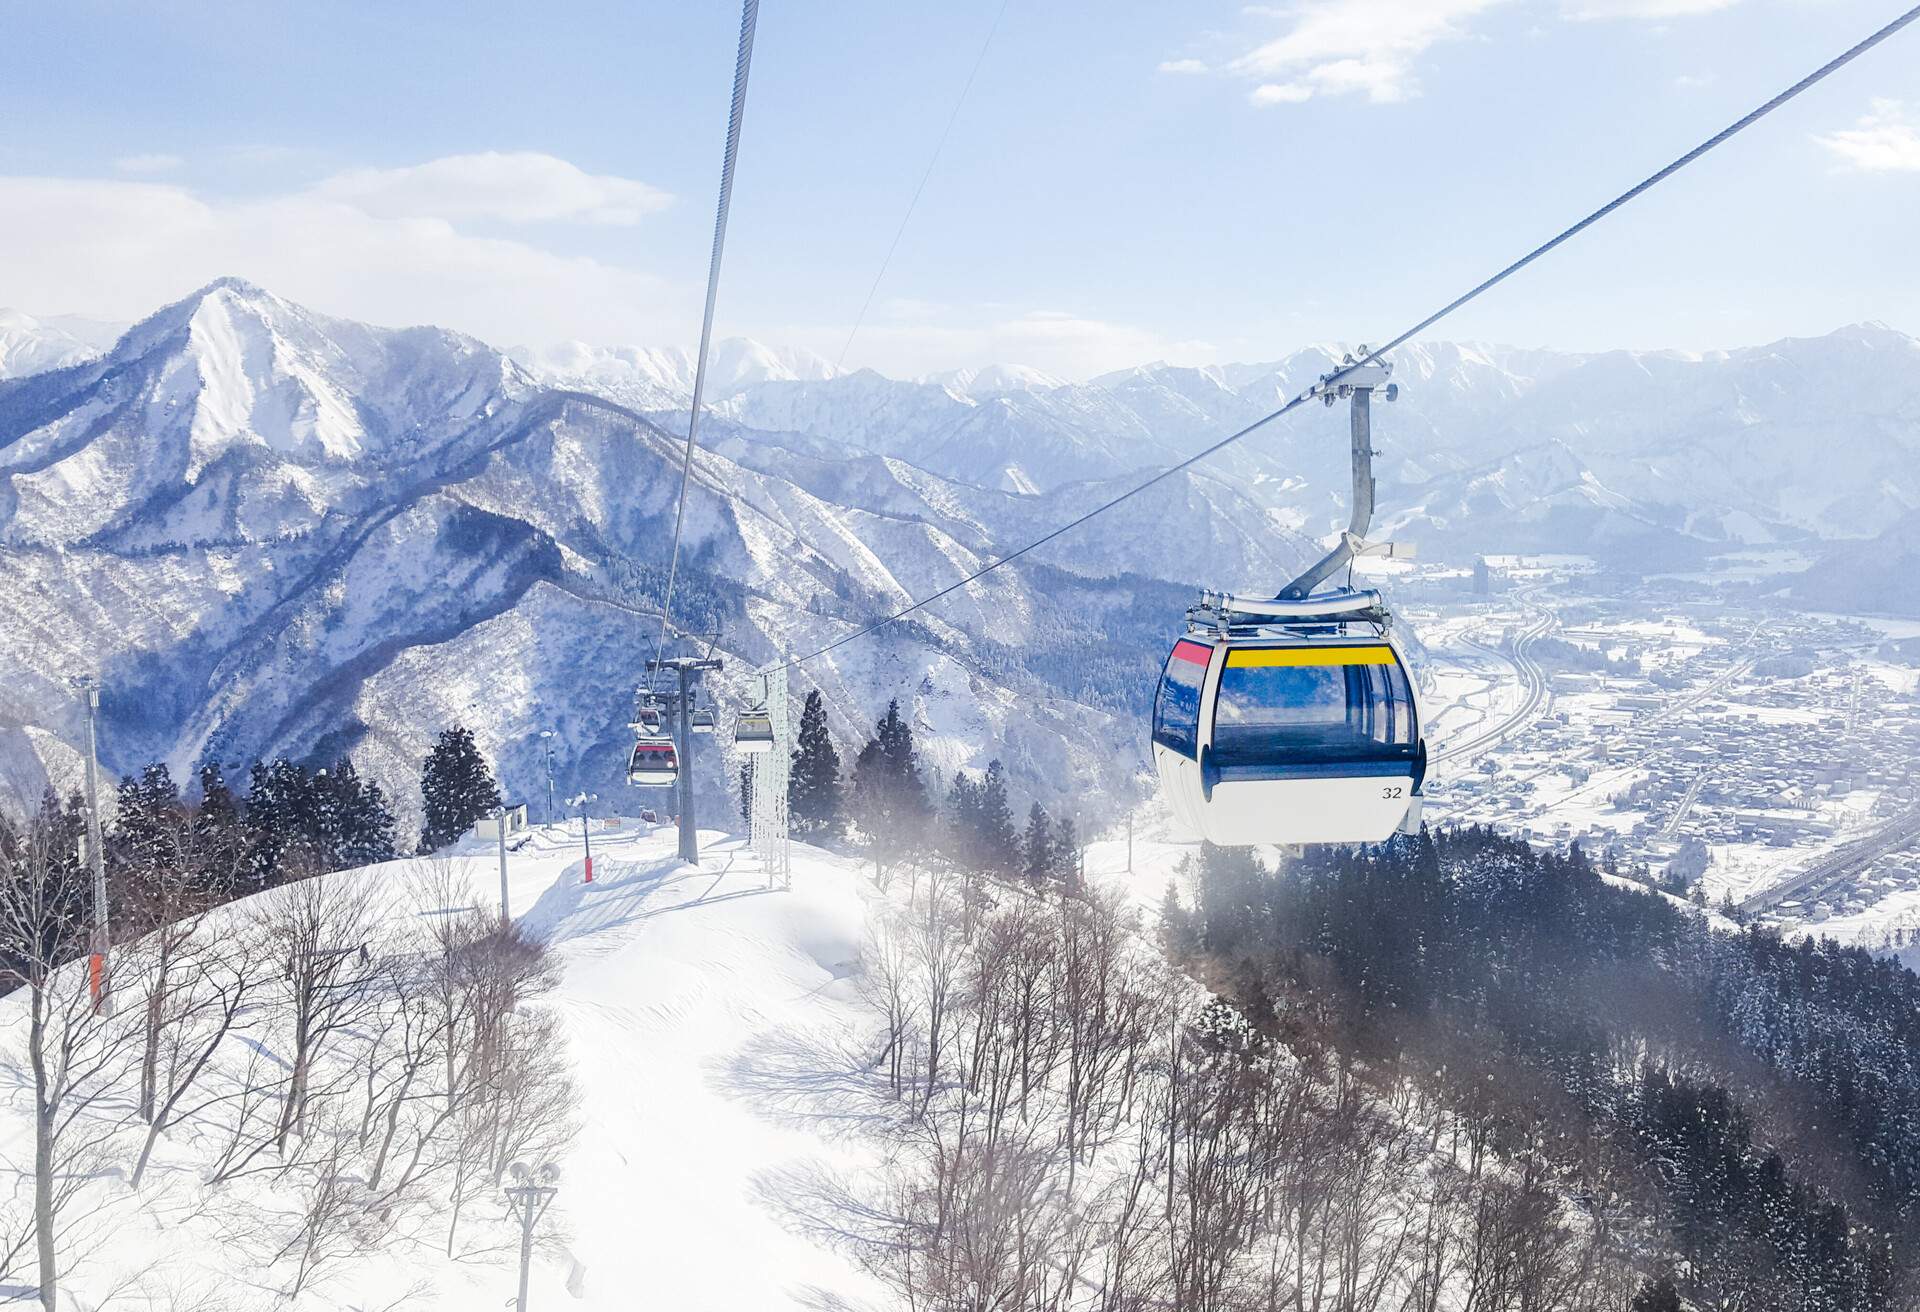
0, 281, 1302, 824
4, 283, 1916, 819
517, 320, 1920, 560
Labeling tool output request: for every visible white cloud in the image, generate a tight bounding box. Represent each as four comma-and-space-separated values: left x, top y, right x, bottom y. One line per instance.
1202, 0, 1743, 108
1158, 57, 1210, 74
1673, 71, 1714, 90
1561, 0, 1738, 18
311, 151, 672, 226
792, 307, 1215, 381
0, 174, 684, 348
113, 153, 184, 175
1228, 0, 1509, 105
1814, 100, 1920, 173
1251, 82, 1314, 106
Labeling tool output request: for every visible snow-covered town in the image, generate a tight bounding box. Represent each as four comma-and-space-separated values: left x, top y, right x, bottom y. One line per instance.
1402, 556, 1920, 946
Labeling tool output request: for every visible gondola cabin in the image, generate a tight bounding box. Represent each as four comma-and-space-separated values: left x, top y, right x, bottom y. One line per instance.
1152, 601, 1425, 845
691, 706, 717, 735
734, 710, 775, 753
627, 738, 680, 787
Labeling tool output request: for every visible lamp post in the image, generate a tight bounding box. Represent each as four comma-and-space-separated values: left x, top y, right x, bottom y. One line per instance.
569, 792, 597, 883
504, 1162, 560, 1312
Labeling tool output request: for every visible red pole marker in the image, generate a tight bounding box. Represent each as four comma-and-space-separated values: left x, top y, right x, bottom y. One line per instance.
584, 855, 594, 884
88, 953, 104, 1012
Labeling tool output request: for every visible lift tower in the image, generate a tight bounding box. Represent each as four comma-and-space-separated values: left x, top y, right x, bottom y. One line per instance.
646, 655, 723, 864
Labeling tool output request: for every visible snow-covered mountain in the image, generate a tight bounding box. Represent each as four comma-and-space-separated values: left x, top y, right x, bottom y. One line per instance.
1791, 508, 1920, 617
0, 281, 1307, 822
8, 281, 1916, 821
0, 308, 125, 379
510, 337, 839, 411
514, 327, 1920, 545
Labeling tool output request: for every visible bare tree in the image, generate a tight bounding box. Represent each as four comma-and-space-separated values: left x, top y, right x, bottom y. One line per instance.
0, 808, 142, 1310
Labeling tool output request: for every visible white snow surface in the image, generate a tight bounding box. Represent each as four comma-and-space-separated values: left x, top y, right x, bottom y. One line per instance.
0, 822, 896, 1310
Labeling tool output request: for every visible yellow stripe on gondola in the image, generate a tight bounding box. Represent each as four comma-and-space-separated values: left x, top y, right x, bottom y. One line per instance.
1225, 646, 1396, 668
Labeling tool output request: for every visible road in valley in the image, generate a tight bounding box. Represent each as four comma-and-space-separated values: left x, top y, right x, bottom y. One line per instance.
1432, 586, 1556, 768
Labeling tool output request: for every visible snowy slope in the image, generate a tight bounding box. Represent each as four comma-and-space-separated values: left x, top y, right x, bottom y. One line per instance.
0, 822, 890, 1308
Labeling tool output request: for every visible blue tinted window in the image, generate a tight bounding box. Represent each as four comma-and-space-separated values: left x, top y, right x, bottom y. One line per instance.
1152, 646, 1207, 758
1211, 654, 1415, 768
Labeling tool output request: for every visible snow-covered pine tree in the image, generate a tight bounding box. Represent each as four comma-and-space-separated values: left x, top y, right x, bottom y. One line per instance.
418, 725, 500, 853
1022, 802, 1053, 884
191, 761, 248, 897
849, 699, 929, 884
314, 758, 396, 868
245, 758, 319, 888
739, 762, 754, 827
788, 690, 844, 839
111, 764, 179, 875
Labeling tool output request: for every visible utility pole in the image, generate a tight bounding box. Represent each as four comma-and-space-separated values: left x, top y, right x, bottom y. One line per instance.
569, 792, 596, 883
539, 730, 557, 826
504, 1162, 559, 1312
70, 676, 111, 1015
647, 655, 722, 866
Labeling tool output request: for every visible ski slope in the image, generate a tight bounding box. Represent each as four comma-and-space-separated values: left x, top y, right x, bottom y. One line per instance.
483, 822, 888, 1309
0, 821, 899, 1310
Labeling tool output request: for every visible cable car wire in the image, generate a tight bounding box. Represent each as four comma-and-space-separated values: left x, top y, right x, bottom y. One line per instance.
649, 0, 762, 680
768, 1, 1920, 676
833, 0, 1013, 375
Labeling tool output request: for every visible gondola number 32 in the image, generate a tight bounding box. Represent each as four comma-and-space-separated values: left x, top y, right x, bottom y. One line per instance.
1381, 785, 1405, 799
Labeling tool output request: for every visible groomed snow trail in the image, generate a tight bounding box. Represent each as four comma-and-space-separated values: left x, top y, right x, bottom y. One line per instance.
470, 820, 889, 1309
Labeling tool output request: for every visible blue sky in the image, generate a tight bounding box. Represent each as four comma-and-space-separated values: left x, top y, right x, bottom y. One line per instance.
1, 0, 1916, 377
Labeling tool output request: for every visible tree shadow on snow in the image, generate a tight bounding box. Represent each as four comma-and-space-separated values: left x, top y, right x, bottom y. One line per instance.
514, 851, 774, 950
716, 1025, 899, 1141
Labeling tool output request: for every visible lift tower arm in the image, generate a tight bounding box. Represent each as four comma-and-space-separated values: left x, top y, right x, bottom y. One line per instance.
1277, 360, 1397, 601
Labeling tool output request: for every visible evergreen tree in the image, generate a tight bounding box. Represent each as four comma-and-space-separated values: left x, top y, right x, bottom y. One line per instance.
419, 725, 500, 852
1629, 1274, 1682, 1312
1159, 881, 1201, 958
739, 762, 754, 827
1051, 814, 1080, 892
942, 772, 981, 869
245, 758, 318, 888
974, 760, 1017, 875
1021, 802, 1053, 884
848, 699, 929, 883
110, 764, 183, 930
192, 761, 247, 897
787, 690, 844, 839
111, 764, 179, 872
313, 758, 396, 869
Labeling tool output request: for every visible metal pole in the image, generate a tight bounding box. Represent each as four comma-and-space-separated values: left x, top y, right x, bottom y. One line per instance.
505, 1180, 557, 1312
580, 801, 594, 883
515, 1192, 534, 1312
542, 733, 556, 827
496, 806, 511, 926
678, 666, 699, 865
78, 680, 110, 1014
